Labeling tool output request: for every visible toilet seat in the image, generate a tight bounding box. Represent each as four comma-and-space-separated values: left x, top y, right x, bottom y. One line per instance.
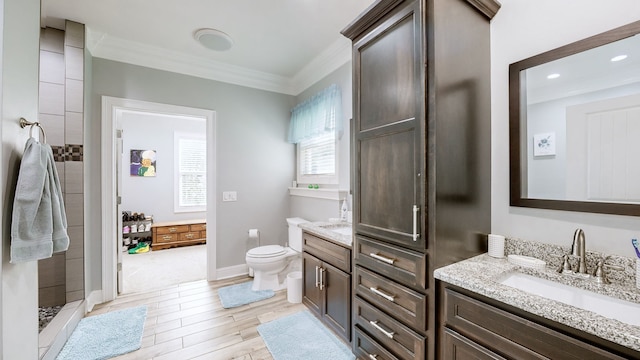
246, 245, 286, 258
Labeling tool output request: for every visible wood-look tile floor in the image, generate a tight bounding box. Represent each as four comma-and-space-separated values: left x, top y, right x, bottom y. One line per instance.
90, 276, 306, 360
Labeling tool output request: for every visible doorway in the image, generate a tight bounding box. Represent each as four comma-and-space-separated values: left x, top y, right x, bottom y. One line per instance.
101, 97, 217, 303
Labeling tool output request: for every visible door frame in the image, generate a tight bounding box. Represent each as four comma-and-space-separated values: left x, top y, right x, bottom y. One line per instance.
101, 96, 217, 302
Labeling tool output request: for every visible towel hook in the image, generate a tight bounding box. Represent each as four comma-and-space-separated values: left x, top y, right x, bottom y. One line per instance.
19, 117, 47, 143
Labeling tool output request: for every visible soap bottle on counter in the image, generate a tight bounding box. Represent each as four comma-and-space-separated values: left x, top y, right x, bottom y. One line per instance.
340, 199, 348, 221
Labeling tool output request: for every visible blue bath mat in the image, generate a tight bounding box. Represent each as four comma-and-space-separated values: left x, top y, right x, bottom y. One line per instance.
218, 281, 275, 308
56, 305, 147, 360
257, 310, 354, 360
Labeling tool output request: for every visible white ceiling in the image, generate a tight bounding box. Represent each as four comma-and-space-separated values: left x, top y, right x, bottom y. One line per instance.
40, 0, 377, 95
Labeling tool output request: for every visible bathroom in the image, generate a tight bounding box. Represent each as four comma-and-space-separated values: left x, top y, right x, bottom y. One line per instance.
2, 0, 640, 358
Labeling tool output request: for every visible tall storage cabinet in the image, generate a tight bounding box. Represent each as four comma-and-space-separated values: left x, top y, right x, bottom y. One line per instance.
341, 0, 500, 358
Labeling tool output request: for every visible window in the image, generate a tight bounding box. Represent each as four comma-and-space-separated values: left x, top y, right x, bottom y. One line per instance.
288, 84, 342, 185
174, 133, 206, 212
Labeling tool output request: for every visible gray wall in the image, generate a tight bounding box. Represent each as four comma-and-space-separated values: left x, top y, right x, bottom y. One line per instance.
90, 58, 296, 273
492, 0, 640, 257
289, 62, 353, 222
0, 0, 41, 357
121, 112, 206, 223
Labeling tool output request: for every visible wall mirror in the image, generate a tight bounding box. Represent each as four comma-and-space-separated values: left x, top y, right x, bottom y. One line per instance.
510, 20, 640, 216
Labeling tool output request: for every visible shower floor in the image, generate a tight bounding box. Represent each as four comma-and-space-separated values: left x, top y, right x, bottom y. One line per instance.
39, 305, 63, 332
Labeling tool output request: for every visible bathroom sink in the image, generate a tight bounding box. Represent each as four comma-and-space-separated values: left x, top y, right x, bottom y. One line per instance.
329, 227, 352, 236
499, 272, 640, 326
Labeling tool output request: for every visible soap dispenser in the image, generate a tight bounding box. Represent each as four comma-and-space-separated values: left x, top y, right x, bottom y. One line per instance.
340, 199, 348, 221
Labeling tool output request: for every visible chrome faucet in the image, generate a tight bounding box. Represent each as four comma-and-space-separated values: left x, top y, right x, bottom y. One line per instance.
571, 228, 587, 274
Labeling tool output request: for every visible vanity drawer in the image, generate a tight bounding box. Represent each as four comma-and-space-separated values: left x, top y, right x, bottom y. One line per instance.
303, 232, 350, 273
156, 225, 189, 235
355, 266, 427, 332
355, 235, 427, 290
354, 326, 399, 360
444, 288, 628, 360
355, 296, 426, 360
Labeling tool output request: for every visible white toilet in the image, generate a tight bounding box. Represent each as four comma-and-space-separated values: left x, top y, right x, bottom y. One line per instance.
245, 217, 308, 291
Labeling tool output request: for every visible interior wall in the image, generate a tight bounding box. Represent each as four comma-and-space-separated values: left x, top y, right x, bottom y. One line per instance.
289, 62, 353, 222
121, 112, 206, 223
90, 58, 295, 271
1, 0, 40, 357
491, 0, 640, 257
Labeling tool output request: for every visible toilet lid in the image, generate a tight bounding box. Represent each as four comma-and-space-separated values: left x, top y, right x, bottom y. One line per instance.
247, 245, 286, 258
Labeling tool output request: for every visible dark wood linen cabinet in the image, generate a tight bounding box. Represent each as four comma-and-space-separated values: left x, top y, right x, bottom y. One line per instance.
342, 0, 500, 358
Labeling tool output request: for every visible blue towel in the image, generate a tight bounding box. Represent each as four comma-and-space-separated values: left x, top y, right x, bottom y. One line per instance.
10, 137, 69, 263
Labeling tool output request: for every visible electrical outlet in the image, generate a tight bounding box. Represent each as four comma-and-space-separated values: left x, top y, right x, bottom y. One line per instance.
222, 191, 237, 202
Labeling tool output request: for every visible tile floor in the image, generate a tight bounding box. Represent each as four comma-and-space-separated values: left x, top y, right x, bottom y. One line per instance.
92, 276, 306, 359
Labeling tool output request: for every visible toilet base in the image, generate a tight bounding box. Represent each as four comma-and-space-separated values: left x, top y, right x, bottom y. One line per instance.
251, 271, 286, 291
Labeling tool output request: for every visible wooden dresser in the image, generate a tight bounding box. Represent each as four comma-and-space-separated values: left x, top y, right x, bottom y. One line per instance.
151, 219, 206, 250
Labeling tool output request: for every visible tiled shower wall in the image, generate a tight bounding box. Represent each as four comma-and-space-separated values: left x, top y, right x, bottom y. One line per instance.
37, 21, 85, 307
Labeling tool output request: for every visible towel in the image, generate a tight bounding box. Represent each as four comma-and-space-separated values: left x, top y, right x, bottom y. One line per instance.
10, 137, 69, 263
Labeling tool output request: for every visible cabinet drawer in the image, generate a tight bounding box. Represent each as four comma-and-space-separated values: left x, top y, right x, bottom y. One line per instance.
156, 233, 177, 243
444, 288, 628, 360
354, 326, 399, 360
156, 225, 189, 235
355, 266, 427, 332
355, 235, 426, 290
442, 328, 506, 360
303, 232, 350, 273
179, 231, 201, 241
355, 296, 425, 360
190, 223, 206, 232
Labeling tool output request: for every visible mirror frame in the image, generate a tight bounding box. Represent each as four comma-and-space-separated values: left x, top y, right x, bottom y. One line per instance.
509, 20, 640, 217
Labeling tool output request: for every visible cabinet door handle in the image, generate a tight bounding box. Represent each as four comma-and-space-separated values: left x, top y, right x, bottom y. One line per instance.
369, 320, 395, 339
412, 205, 420, 241
369, 287, 395, 302
315, 266, 319, 288
368, 354, 378, 360
369, 252, 395, 265
319, 267, 325, 291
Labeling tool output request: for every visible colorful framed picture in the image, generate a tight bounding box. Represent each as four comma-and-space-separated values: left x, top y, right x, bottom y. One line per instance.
130, 149, 156, 177
533, 133, 556, 157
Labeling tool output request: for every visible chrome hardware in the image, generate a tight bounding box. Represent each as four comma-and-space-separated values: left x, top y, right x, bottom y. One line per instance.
369, 287, 395, 302
412, 205, 420, 241
593, 256, 624, 284
315, 266, 319, 288
319, 268, 325, 291
369, 320, 395, 339
368, 354, 378, 360
370, 252, 395, 265
571, 228, 587, 274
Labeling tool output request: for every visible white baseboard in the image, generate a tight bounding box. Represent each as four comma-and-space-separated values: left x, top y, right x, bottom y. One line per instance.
216, 264, 249, 280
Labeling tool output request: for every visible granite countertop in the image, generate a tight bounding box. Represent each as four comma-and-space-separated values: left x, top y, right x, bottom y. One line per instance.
299, 221, 352, 248
434, 253, 640, 353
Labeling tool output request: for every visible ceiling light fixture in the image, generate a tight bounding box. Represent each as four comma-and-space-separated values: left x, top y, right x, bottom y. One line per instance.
194, 28, 234, 51
611, 54, 628, 62
547, 73, 560, 79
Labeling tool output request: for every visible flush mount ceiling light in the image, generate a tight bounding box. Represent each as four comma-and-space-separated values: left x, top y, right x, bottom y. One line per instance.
611, 54, 628, 62
194, 28, 234, 51
547, 73, 560, 79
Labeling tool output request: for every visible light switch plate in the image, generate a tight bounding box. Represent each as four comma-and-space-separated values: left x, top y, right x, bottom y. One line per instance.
222, 191, 237, 202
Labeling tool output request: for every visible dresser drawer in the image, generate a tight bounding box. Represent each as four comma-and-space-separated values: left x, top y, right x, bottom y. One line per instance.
354, 326, 399, 360
355, 296, 426, 360
156, 225, 189, 235
178, 231, 201, 241
190, 223, 206, 232
156, 233, 177, 243
355, 235, 427, 290
303, 232, 350, 273
355, 266, 427, 332
444, 288, 628, 360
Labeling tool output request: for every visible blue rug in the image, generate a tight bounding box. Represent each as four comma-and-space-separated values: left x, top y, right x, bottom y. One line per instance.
218, 281, 275, 308
257, 310, 354, 360
56, 305, 147, 360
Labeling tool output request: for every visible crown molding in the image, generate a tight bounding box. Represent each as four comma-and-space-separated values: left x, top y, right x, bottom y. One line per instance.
87, 29, 352, 96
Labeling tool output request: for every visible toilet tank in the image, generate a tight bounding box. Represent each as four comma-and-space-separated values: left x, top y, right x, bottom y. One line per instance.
286, 217, 308, 252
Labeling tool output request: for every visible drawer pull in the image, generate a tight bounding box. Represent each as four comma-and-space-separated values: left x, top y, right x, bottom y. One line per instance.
169, 227, 177, 232
185, 233, 194, 239
369, 287, 395, 302
368, 354, 378, 360
412, 204, 420, 241
162, 235, 172, 241
369, 320, 395, 339
370, 252, 395, 265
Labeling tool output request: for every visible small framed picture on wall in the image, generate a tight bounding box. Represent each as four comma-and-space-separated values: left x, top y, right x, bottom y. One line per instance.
130, 149, 156, 177
533, 133, 556, 157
